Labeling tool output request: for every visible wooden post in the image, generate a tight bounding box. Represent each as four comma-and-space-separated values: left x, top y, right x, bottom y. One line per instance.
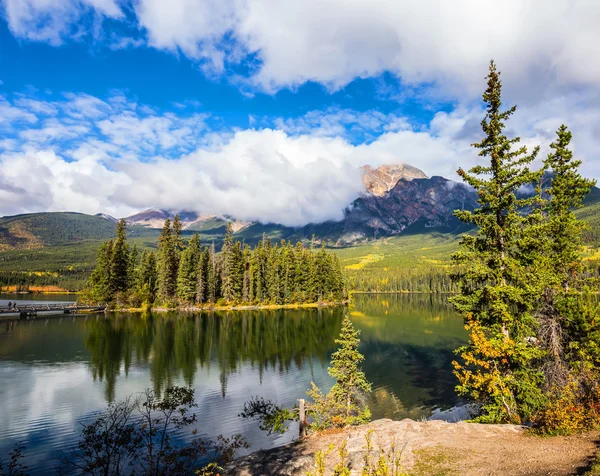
298, 399, 307, 439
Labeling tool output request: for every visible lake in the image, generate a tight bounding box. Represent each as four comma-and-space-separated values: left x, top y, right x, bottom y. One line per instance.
0, 293, 467, 474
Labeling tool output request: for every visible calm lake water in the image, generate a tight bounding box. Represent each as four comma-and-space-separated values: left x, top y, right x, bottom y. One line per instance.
0, 293, 467, 474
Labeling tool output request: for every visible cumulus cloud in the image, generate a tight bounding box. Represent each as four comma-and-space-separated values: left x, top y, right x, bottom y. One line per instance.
1, 0, 122, 44
1, 88, 600, 225
0, 92, 369, 225
3, 0, 599, 100
127, 0, 597, 99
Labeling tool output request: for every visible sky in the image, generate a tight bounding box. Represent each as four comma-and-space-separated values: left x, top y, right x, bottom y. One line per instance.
0, 0, 599, 226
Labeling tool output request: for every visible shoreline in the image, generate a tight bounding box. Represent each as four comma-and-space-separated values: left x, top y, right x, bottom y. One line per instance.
110, 300, 349, 313
0, 300, 349, 321
226, 418, 600, 475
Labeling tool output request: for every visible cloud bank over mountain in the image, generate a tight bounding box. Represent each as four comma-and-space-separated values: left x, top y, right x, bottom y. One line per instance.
0, 0, 599, 225
1, 87, 599, 225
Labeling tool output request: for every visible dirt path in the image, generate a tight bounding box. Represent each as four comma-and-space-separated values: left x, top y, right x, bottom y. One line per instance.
227, 419, 600, 475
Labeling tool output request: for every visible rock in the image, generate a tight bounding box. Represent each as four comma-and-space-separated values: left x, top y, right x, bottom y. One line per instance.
361, 164, 428, 197
225, 418, 600, 475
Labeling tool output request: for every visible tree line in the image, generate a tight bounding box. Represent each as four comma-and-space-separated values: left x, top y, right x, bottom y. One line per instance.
84, 218, 347, 308
347, 267, 459, 294
451, 60, 600, 433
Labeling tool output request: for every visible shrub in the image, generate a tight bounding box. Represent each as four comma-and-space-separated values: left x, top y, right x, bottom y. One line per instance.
534, 373, 600, 434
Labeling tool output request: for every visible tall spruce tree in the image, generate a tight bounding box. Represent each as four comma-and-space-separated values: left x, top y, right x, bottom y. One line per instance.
328, 316, 372, 418
195, 248, 206, 304
128, 243, 139, 290
205, 244, 216, 303
537, 126, 598, 389
177, 234, 201, 303
89, 240, 113, 302
544, 125, 596, 290
110, 219, 130, 294
221, 223, 236, 302
157, 219, 178, 300
138, 249, 158, 304
242, 244, 251, 302
450, 61, 545, 423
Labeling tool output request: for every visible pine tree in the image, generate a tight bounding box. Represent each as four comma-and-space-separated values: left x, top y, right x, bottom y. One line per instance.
293, 242, 308, 302
89, 240, 113, 302
195, 248, 206, 304
265, 242, 280, 304
537, 126, 598, 389
157, 219, 178, 300
110, 219, 130, 294
172, 214, 183, 252
330, 254, 346, 301
138, 250, 158, 304
450, 61, 545, 423
177, 234, 201, 303
221, 223, 237, 303
128, 243, 138, 289
314, 315, 371, 424
242, 244, 251, 302
544, 125, 596, 290
204, 244, 216, 303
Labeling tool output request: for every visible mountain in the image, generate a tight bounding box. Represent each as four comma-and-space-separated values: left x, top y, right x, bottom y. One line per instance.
0, 212, 119, 250
124, 208, 254, 234
338, 175, 478, 242
1, 164, 599, 252
121, 164, 443, 243
361, 164, 428, 196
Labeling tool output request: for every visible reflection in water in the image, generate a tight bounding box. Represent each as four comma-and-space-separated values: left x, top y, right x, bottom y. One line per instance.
351, 294, 467, 419
0, 294, 467, 474
85, 309, 343, 401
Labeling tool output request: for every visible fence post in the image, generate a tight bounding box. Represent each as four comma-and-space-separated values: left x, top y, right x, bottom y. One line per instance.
298, 399, 307, 438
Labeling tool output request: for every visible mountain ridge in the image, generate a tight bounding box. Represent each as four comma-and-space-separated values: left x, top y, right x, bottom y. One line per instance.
1, 163, 599, 251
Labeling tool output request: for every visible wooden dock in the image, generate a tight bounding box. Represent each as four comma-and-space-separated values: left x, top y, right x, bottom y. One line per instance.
0, 303, 107, 318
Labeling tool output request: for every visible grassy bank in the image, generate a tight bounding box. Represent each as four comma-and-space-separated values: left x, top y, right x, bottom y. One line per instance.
110, 300, 348, 313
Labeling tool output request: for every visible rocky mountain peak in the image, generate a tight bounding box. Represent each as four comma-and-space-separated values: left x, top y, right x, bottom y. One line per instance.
362, 164, 428, 196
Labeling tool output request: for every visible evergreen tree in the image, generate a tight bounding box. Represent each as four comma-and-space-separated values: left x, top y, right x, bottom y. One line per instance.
89, 241, 113, 302
177, 234, 201, 303
110, 219, 130, 294
204, 244, 217, 303
157, 219, 178, 300
265, 241, 280, 303
537, 126, 598, 389
450, 61, 545, 423
138, 250, 158, 304
328, 316, 372, 419
242, 244, 251, 302
195, 248, 206, 304
128, 243, 138, 289
293, 242, 308, 302
221, 223, 237, 302
544, 125, 596, 290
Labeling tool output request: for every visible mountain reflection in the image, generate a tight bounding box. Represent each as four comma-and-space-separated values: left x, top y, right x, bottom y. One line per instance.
84, 309, 344, 401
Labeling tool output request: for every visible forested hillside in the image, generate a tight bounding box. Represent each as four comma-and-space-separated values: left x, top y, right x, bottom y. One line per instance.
1, 182, 599, 293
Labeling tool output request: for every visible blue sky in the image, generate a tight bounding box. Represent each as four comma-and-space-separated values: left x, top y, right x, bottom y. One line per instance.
0, 0, 599, 225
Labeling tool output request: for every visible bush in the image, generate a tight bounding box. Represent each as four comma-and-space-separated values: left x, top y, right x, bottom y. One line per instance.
58, 386, 248, 475
534, 373, 600, 435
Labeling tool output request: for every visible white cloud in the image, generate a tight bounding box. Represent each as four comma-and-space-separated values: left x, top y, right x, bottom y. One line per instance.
1, 90, 599, 226
1, 0, 123, 45
4, 0, 599, 102
0, 98, 38, 127
127, 0, 600, 100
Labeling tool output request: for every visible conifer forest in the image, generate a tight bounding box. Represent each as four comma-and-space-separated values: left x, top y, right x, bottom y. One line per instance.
84, 219, 347, 308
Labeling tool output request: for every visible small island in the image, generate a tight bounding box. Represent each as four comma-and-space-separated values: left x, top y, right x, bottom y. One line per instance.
81, 219, 348, 312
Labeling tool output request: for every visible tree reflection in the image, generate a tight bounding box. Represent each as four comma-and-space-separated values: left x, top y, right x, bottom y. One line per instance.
85, 309, 344, 400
